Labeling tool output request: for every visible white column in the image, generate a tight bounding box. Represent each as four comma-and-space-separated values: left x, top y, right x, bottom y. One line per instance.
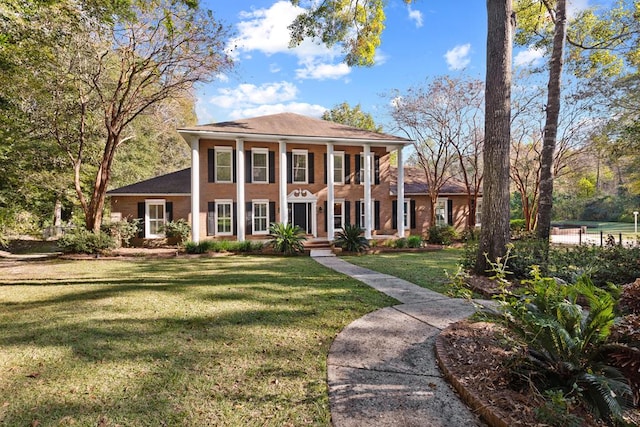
396, 147, 405, 238
236, 139, 245, 241
364, 144, 372, 239
190, 137, 200, 243
279, 140, 288, 224
327, 143, 335, 240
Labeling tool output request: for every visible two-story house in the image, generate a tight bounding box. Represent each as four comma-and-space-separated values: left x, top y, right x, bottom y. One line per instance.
108, 112, 478, 243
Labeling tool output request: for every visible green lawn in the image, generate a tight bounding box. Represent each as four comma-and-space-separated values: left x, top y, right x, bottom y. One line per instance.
0, 256, 396, 426
341, 248, 463, 294
553, 220, 639, 238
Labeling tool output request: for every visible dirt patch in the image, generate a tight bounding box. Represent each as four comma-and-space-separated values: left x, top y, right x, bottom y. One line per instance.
437, 320, 639, 426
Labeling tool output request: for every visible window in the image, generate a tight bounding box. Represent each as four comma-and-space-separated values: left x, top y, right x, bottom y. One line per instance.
333, 152, 344, 185
145, 199, 166, 238
252, 149, 268, 183
475, 199, 482, 227
403, 199, 411, 230
292, 150, 308, 183
359, 152, 374, 185
216, 200, 233, 235
215, 147, 232, 183
333, 200, 344, 231
435, 198, 448, 227
253, 201, 269, 235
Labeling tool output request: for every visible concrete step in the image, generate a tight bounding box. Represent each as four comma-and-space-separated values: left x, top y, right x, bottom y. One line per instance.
310, 249, 336, 258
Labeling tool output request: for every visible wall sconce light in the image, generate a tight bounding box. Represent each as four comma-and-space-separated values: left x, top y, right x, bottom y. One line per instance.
318, 206, 323, 213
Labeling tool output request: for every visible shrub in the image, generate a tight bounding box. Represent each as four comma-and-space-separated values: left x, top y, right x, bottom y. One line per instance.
510, 219, 526, 232
161, 219, 191, 244
427, 225, 457, 245
183, 240, 262, 254
268, 223, 306, 255
58, 227, 115, 254
497, 269, 634, 423
406, 235, 423, 248
394, 237, 407, 248
105, 219, 140, 248
334, 224, 369, 253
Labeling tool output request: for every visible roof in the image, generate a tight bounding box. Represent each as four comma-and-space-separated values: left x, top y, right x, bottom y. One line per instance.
178, 112, 411, 146
107, 168, 191, 196
389, 167, 480, 196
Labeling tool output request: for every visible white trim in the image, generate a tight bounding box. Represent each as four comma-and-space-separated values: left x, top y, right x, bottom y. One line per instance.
292, 149, 308, 184
279, 141, 288, 224
214, 146, 233, 183
403, 198, 411, 230
332, 199, 345, 234
326, 143, 335, 240
333, 151, 345, 185
251, 147, 269, 184
435, 198, 448, 227
190, 138, 200, 242
215, 199, 233, 236
236, 139, 245, 241
252, 200, 270, 235
145, 199, 166, 239
396, 147, 405, 237
363, 145, 372, 239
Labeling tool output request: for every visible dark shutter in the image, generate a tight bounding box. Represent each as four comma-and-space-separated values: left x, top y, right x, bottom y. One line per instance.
233, 202, 237, 235
374, 155, 380, 185
392, 200, 398, 229
269, 202, 276, 227
232, 150, 237, 183
208, 149, 214, 182
323, 153, 327, 184
410, 200, 417, 229
137, 202, 145, 238
355, 202, 361, 228
344, 154, 351, 184
287, 152, 292, 183
374, 201, 380, 230
345, 201, 351, 226
245, 150, 252, 183
355, 154, 361, 184
447, 199, 454, 226
246, 202, 253, 235
207, 202, 215, 236
166, 202, 173, 222
308, 153, 314, 183
269, 151, 276, 183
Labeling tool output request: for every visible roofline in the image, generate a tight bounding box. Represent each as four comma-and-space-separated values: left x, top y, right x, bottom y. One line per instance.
177, 129, 412, 148
107, 193, 191, 197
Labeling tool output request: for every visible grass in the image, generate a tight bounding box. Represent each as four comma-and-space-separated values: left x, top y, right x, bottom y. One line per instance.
553, 220, 639, 239
341, 248, 463, 294
0, 256, 396, 426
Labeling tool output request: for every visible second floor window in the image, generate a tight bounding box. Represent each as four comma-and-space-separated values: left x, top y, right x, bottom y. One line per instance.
292, 150, 307, 183
334, 152, 344, 185
215, 147, 232, 183
252, 149, 268, 183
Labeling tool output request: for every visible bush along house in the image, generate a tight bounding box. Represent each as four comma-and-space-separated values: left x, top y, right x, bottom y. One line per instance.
107, 112, 480, 244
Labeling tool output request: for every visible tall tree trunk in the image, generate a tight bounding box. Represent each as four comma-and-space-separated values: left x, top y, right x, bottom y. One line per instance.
475, 0, 514, 275
536, 0, 566, 241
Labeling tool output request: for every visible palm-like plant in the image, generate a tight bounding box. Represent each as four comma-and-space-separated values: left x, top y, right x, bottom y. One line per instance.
334, 224, 369, 253
268, 223, 306, 255
501, 268, 634, 423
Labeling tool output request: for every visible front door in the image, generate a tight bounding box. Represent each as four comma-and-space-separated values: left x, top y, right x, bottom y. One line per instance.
290, 202, 311, 234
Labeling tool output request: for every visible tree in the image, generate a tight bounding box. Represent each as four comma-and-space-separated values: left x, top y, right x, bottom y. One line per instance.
289, 0, 516, 272
475, 0, 515, 274
322, 102, 383, 132
389, 76, 484, 230
2, 0, 232, 233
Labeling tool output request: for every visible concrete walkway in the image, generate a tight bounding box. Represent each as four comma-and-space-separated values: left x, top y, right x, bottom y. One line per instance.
313, 256, 489, 427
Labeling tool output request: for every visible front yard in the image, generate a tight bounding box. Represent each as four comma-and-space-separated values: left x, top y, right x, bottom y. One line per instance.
0, 256, 395, 426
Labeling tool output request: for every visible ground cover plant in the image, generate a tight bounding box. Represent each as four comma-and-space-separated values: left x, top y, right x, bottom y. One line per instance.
0, 256, 395, 426
341, 248, 461, 294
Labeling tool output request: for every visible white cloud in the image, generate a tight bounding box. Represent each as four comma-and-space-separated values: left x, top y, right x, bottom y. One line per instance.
209, 81, 298, 109
407, 5, 423, 28
296, 61, 351, 80
514, 46, 546, 67
444, 43, 471, 70
567, 0, 591, 19
228, 102, 327, 120
229, 1, 352, 81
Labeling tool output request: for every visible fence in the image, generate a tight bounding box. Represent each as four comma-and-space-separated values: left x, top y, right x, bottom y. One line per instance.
550, 227, 639, 247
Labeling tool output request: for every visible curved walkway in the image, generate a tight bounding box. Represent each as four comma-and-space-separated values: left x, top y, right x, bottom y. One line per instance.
314, 256, 491, 427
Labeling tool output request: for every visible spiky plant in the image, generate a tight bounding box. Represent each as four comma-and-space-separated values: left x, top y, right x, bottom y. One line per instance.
268, 223, 306, 255
334, 224, 369, 253
500, 268, 634, 423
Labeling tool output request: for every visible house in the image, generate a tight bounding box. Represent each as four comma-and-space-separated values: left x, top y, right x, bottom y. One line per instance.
107, 112, 479, 242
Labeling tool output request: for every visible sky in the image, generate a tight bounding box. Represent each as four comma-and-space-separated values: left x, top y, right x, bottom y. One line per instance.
195, 0, 591, 131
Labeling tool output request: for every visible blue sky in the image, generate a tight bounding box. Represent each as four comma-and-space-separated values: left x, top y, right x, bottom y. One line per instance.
195, 0, 589, 130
